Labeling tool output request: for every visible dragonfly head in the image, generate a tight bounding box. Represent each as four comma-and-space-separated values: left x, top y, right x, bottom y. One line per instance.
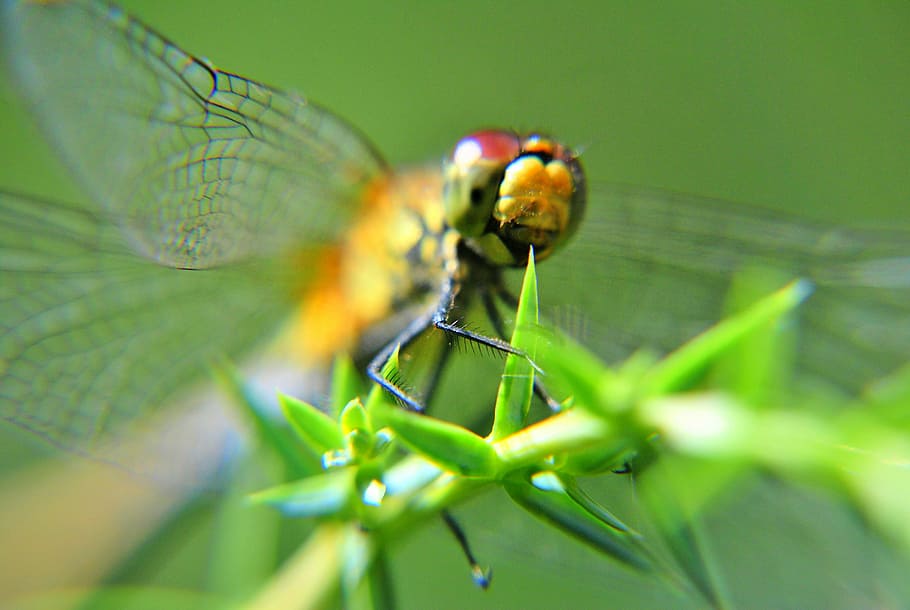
443, 130, 586, 267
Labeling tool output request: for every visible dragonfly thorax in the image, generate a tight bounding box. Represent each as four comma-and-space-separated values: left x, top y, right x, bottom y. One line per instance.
442, 130, 587, 267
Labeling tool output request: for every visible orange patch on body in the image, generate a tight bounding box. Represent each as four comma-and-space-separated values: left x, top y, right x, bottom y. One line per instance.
290, 247, 360, 361
279, 175, 399, 364
276, 169, 448, 366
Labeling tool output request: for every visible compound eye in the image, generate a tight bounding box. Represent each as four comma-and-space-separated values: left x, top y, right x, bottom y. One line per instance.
452, 130, 522, 170
444, 130, 522, 237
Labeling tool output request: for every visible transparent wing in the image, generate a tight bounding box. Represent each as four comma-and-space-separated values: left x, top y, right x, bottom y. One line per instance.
538, 184, 910, 393
2, 0, 386, 268
0, 191, 303, 456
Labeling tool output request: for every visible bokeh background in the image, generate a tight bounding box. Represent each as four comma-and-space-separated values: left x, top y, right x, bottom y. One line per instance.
3, 2, 909, 220
1, 2, 909, 609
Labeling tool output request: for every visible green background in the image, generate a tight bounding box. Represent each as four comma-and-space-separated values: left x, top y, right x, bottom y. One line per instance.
2, 2, 909, 222
1, 2, 909, 609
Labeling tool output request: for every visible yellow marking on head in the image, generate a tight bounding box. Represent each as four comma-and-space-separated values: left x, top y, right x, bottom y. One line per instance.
496, 156, 572, 233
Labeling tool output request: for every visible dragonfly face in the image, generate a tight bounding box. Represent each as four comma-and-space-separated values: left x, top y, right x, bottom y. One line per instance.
1, 0, 909, 462
443, 130, 587, 267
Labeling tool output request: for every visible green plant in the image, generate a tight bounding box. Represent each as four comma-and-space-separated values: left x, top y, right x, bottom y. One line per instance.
228, 255, 910, 609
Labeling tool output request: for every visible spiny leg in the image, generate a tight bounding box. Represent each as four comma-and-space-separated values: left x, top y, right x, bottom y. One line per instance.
368, 273, 534, 413
430, 275, 539, 368
420, 339, 454, 410
367, 307, 438, 412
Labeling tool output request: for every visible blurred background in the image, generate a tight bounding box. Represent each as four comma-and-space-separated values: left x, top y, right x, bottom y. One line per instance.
1, 2, 909, 608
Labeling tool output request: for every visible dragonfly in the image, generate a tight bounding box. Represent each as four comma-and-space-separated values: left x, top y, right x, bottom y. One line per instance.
2, 0, 909, 471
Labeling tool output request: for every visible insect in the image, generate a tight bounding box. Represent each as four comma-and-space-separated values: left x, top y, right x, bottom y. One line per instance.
2, 0, 909, 472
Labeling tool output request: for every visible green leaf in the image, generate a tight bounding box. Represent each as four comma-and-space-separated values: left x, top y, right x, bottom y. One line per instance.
341, 398, 369, 436
644, 279, 812, 396
712, 267, 799, 404
552, 473, 641, 535
493, 408, 615, 472
332, 354, 365, 417
375, 403, 499, 477
637, 455, 728, 609
491, 249, 539, 440
244, 523, 348, 610
249, 468, 355, 518
345, 545, 395, 610
210, 357, 317, 478
504, 476, 653, 572
279, 393, 345, 454
207, 456, 282, 599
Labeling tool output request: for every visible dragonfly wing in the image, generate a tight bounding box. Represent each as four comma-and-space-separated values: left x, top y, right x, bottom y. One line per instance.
2, 0, 386, 268
0, 0, 386, 459
0, 191, 303, 458
539, 184, 910, 393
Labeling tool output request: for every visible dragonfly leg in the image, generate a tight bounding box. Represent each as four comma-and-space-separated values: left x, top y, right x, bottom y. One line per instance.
442, 509, 491, 589
420, 340, 454, 409
432, 275, 530, 360
432, 277, 561, 410
433, 318, 524, 357
367, 272, 504, 411
366, 307, 438, 412
369, 272, 559, 412
434, 298, 558, 410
